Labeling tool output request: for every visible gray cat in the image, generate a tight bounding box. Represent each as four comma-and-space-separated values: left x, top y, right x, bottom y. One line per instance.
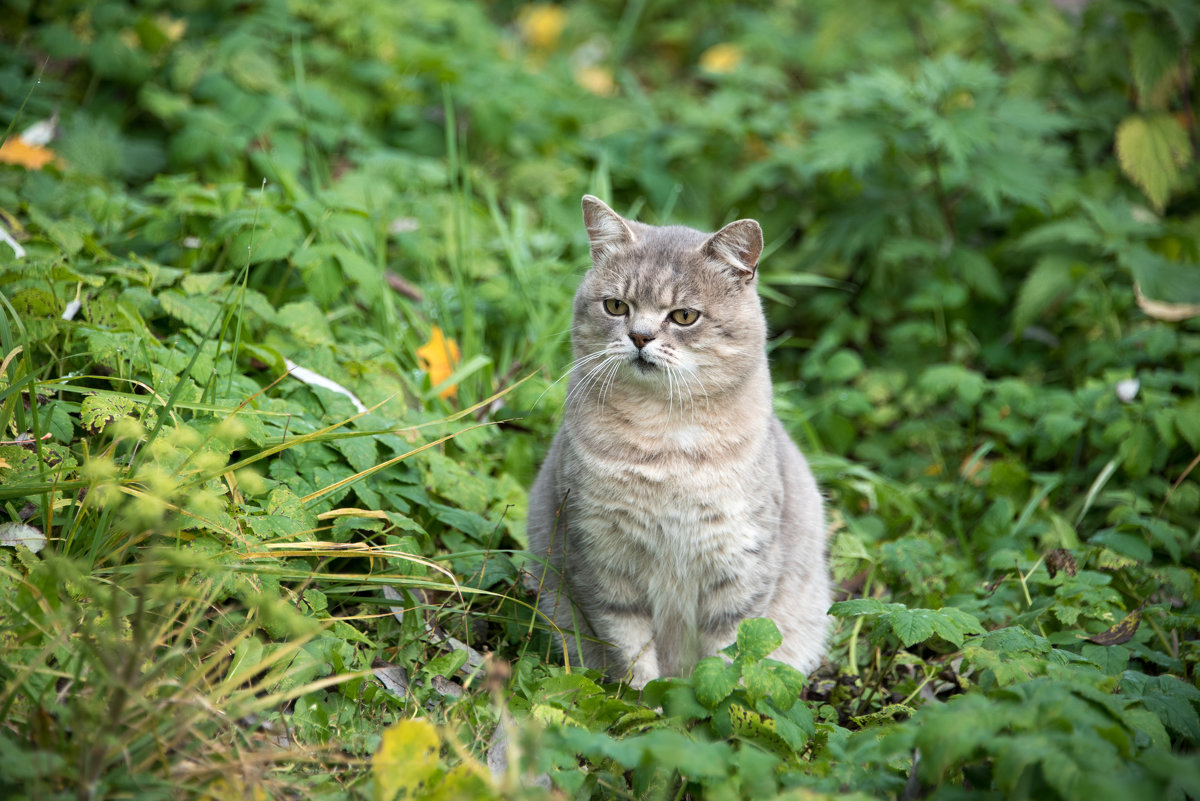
527, 195, 830, 687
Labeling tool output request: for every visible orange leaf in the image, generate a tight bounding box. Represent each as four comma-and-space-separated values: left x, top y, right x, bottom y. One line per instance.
416, 326, 461, 399
0, 137, 61, 170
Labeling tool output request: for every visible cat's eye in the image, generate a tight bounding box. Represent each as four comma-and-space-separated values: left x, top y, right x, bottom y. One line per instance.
603, 298, 629, 316
669, 308, 700, 326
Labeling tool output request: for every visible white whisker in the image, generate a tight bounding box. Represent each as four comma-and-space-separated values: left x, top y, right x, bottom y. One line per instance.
531, 347, 613, 411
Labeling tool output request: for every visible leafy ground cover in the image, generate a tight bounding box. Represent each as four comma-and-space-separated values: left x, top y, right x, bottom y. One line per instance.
1, 0, 1199, 799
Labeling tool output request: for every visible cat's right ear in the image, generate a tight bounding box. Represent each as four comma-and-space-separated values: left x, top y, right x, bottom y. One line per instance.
582, 195, 636, 265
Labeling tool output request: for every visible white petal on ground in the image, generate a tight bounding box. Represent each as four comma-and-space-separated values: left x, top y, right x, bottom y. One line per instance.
284, 358, 367, 413
1, 228, 25, 259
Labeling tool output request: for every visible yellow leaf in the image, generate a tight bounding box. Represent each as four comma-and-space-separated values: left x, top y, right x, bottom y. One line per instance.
424, 763, 497, 801
699, 43, 743, 74
575, 65, 615, 96
373, 719, 441, 801
156, 14, 188, 43
0, 137, 61, 170
416, 326, 461, 399
517, 4, 566, 50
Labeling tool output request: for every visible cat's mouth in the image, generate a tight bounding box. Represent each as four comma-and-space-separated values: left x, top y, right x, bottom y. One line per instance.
631, 353, 657, 372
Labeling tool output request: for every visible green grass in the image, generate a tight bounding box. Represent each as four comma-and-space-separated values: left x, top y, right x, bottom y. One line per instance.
1, 0, 1199, 799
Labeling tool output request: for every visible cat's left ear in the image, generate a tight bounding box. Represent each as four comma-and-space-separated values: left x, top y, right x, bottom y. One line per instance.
582, 195, 636, 266
703, 219, 763, 281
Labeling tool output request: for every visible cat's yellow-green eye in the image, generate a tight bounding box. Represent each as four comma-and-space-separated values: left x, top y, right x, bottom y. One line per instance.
603, 298, 629, 316
670, 308, 700, 326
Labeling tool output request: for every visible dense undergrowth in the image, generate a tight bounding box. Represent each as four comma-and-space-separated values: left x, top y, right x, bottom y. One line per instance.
1, 0, 1199, 799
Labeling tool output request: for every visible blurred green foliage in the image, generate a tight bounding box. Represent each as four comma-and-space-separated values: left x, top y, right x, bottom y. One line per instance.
1, 0, 1198, 799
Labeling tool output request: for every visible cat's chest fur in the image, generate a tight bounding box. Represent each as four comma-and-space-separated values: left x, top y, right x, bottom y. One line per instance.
564, 403, 776, 582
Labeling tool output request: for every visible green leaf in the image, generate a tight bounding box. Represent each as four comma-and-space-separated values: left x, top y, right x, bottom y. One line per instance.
728, 703, 795, 759
1178, 398, 1200, 449
929, 607, 985, 647
226, 636, 266, 685
1081, 643, 1130, 676
1120, 424, 1155, 479
661, 684, 711, 721
424, 649, 467, 679
1130, 24, 1180, 106
955, 248, 1004, 302
828, 598, 888, 617
887, 607, 936, 647
737, 617, 783, 662
1122, 246, 1200, 306
742, 661, 786, 708
268, 487, 318, 533
372, 719, 441, 801
918, 364, 985, 406
158, 290, 224, 333
1115, 114, 1192, 211
1090, 531, 1152, 563
693, 657, 741, 708
1013, 255, 1075, 332
80, 392, 146, 433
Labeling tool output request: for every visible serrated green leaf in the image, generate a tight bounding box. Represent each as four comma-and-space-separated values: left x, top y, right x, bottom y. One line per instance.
929, 607, 985, 647
693, 657, 741, 708
180, 270, 235, 295
276, 301, 333, 346
1178, 399, 1200, 450
1130, 25, 1180, 107
1141, 692, 1200, 743
1013, 255, 1075, 332
829, 598, 889, 617
737, 617, 783, 662
267, 487, 318, 534
158, 289, 224, 333
887, 607, 936, 647
80, 392, 137, 433
1115, 114, 1191, 211
1081, 643, 1130, 676
955, 248, 1004, 302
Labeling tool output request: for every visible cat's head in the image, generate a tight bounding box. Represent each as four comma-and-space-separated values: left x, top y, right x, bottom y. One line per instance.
570, 195, 767, 402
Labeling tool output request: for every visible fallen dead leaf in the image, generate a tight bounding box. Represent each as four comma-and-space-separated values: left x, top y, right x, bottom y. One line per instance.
0, 137, 62, 170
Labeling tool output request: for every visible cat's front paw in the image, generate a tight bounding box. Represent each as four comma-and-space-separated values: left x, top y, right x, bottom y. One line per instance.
624, 657, 660, 690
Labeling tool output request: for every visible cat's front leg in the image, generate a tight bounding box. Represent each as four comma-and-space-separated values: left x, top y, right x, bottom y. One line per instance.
594, 609, 659, 688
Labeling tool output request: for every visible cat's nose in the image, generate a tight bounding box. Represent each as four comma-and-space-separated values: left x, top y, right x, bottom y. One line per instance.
629, 331, 655, 349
